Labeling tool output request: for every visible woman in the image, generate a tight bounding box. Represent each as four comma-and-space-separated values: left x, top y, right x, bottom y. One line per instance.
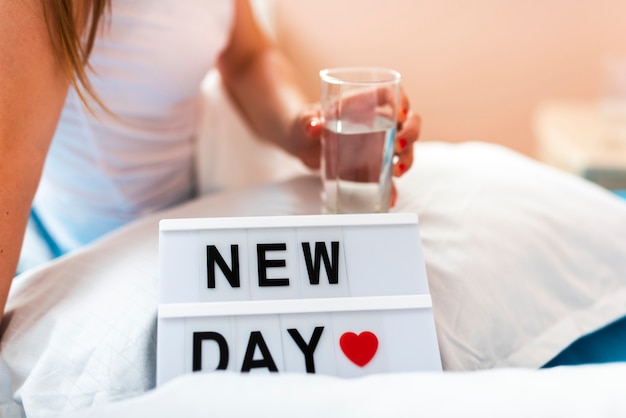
0, 0, 420, 320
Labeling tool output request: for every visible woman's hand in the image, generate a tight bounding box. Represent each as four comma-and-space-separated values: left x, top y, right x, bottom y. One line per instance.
290, 88, 422, 207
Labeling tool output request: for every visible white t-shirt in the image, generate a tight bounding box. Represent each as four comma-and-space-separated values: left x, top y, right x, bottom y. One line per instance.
32, 0, 234, 253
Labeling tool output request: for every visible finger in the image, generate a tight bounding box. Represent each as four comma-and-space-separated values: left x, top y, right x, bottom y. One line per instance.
393, 145, 414, 177
326, 86, 405, 124
393, 111, 420, 177
324, 87, 376, 121
306, 116, 323, 139
375, 86, 409, 124
396, 88, 410, 125
394, 111, 421, 154
300, 107, 323, 140
390, 180, 398, 208
287, 107, 323, 170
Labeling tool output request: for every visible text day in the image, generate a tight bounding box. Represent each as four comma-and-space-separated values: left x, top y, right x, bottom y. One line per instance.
193, 327, 325, 373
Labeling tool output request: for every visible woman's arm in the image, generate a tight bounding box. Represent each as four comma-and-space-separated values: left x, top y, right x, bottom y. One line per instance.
216, 0, 421, 176
0, 1, 69, 320
216, 0, 322, 169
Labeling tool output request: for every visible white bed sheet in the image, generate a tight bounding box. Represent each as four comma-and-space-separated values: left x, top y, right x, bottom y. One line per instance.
61, 363, 626, 418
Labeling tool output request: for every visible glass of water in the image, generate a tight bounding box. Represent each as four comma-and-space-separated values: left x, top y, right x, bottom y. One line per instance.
320, 67, 401, 214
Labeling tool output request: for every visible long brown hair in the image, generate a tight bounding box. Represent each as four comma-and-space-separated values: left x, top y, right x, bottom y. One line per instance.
40, 0, 111, 112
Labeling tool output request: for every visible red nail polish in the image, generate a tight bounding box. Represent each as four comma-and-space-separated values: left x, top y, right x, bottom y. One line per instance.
402, 108, 408, 116
399, 138, 407, 149
398, 163, 406, 173
306, 119, 319, 136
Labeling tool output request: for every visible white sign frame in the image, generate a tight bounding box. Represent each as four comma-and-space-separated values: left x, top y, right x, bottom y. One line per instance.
157, 213, 441, 385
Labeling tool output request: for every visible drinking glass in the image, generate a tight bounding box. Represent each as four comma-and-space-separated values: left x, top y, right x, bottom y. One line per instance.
320, 67, 401, 214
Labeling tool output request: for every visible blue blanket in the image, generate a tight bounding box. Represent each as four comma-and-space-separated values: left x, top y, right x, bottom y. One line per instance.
544, 315, 626, 367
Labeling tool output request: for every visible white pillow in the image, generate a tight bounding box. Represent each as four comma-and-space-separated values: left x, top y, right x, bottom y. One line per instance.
394, 142, 626, 369
2, 142, 626, 417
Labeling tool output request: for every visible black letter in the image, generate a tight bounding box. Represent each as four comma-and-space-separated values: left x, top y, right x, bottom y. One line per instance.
287, 327, 324, 373
241, 331, 279, 372
193, 331, 229, 371
257, 243, 289, 287
301, 241, 340, 285
206, 245, 240, 289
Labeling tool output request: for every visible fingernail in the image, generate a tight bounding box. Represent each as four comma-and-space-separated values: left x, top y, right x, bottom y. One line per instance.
402, 108, 408, 116
306, 119, 319, 135
398, 138, 407, 150
398, 163, 406, 174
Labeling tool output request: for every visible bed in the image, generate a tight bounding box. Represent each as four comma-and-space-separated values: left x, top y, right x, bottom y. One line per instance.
2, 72, 626, 417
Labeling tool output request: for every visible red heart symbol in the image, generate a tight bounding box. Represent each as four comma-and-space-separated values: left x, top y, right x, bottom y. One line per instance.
339, 331, 378, 367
